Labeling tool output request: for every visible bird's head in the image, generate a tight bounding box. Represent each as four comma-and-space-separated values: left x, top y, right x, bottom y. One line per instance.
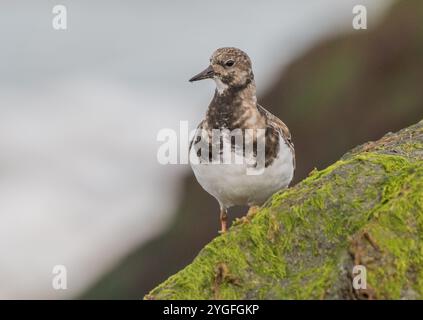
189, 47, 254, 94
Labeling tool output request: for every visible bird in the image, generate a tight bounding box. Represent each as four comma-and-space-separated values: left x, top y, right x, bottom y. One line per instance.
188, 47, 295, 233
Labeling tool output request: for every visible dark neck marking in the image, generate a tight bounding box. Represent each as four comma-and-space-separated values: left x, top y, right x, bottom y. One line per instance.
206, 81, 259, 130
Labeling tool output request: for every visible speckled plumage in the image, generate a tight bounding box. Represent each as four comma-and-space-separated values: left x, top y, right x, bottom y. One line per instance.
189, 47, 295, 233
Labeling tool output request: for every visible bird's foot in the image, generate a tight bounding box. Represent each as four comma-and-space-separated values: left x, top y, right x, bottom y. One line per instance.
233, 217, 245, 226
218, 223, 227, 234
233, 206, 261, 226
246, 206, 260, 220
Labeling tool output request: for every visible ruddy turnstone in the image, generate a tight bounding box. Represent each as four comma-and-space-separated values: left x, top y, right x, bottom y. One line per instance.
189, 47, 295, 233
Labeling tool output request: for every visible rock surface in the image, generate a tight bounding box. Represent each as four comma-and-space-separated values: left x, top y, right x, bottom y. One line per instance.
147, 120, 423, 299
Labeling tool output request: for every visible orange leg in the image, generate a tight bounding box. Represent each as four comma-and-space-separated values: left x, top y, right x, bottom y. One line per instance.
219, 208, 228, 234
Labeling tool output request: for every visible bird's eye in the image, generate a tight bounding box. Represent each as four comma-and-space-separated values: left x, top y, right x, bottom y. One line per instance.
224, 59, 235, 67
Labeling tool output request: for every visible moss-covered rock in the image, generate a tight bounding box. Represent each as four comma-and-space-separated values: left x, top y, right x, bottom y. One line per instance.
146, 120, 423, 300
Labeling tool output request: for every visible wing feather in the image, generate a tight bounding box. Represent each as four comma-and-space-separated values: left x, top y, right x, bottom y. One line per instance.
257, 104, 295, 170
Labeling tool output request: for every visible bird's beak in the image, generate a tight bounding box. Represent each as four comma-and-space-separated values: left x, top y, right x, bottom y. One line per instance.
189, 65, 214, 82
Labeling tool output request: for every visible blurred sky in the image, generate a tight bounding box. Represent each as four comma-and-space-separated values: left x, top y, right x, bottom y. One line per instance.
0, 0, 391, 298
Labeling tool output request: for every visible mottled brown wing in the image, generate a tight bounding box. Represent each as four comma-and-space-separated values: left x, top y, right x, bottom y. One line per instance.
257, 104, 296, 170
189, 119, 216, 163
189, 119, 205, 152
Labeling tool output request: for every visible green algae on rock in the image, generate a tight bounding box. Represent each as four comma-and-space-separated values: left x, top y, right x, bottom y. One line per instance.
146, 120, 423, 300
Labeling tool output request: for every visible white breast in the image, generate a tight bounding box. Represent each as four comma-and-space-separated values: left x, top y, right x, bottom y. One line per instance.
190, 133, 294, 209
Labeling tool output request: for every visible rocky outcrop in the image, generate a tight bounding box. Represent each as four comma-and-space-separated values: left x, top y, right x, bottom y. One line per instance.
147, 120, 423, 299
